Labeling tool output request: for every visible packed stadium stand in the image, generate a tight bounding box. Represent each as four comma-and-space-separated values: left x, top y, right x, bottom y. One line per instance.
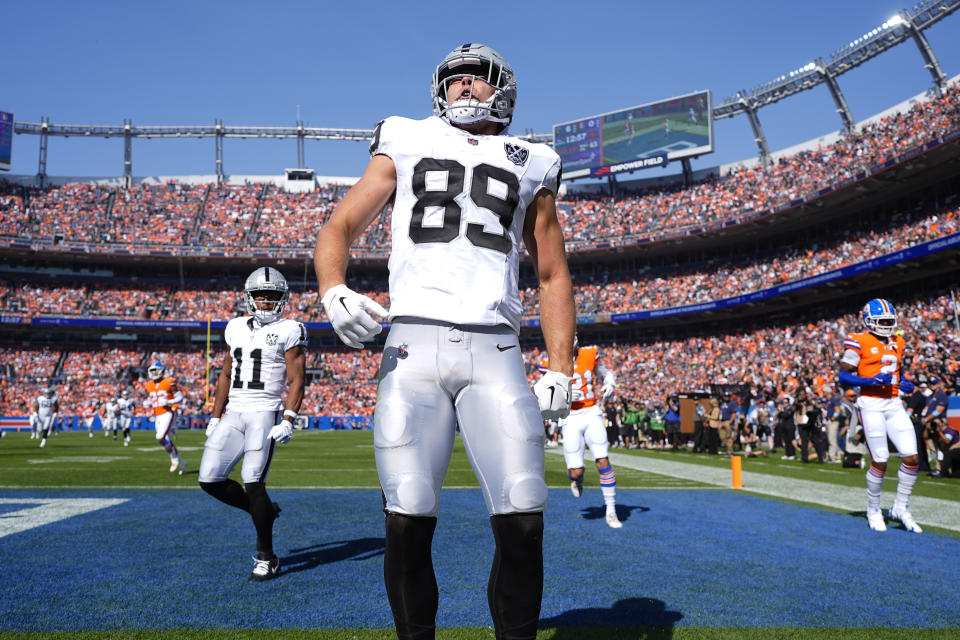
2, 81, 959, 425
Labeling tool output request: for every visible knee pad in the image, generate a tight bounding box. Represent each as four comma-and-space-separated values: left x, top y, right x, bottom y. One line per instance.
501, 472, 547, 513
386, 474, 438, 516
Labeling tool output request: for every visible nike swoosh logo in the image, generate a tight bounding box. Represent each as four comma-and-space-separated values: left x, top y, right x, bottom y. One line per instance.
496, 344, 516, 352
338, 296, 349, 311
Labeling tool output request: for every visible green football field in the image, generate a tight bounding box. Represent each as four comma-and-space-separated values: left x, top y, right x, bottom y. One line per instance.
2, 428, 955, 504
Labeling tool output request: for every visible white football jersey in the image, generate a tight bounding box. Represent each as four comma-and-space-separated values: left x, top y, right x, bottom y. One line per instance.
117, 397, 135, 417
371, 116, 562, 332
104, 400, 119, 417
35, 394, 58, 417
224, 316, 307, 412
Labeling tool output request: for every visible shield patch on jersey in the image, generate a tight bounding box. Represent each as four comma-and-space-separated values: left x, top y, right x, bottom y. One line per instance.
265, 333, 279, 346
504, 142, 529, 167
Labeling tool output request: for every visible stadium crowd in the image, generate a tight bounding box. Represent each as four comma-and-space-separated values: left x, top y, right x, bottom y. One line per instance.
557, 81, 960, 248
2, 292, 956, 423
0, 82, 957, 253
3, 199, 956, 320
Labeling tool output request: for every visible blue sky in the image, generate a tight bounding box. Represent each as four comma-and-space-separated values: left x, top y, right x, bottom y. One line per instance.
5, 0, 960, 180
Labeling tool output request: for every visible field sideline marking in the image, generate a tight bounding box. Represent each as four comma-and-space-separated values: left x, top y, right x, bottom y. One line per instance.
0, 498, 129, 538
0, 484, 718, 491
592, 451, 960, 532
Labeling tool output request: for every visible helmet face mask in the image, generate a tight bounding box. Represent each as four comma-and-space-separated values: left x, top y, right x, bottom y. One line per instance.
432, 43, 516, 133
147, 362, 164, 381
244, 267, 289, 324
861, 298, 897, 337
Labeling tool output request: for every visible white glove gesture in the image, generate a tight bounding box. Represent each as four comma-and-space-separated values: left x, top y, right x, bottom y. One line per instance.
321, 284, 389, 349
601, 383, 615, 399
533, 370, 574, 420
268, 419, 294, 445
205, 417, 220, 438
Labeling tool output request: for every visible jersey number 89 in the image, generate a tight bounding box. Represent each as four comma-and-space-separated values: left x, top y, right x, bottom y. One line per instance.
410, 158, 520, 255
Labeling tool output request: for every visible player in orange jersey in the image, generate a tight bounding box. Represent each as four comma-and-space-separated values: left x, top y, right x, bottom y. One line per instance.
838, 298, 921, 533
143, 361, 186, 474
83, 399, 101, 438
542, 341, 620, 528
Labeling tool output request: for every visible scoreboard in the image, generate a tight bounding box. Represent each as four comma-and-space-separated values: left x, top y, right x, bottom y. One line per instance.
553, 90, 713, 180
0, 111, 12, 172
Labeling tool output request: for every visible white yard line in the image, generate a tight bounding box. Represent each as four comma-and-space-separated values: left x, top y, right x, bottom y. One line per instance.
0, 498, 129, 538
594, 451, 960, 533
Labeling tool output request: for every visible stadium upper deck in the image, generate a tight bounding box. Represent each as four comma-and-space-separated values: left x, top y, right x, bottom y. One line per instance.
1, 82, 958, 263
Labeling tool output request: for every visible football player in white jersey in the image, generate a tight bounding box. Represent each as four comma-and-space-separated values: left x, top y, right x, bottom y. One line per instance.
102, 398, 120, 440
198, 267, 306, 583
29, 410, 40, 439
117, 389, 135, 446
314, 43, 575, 640
34, 387, 59, 448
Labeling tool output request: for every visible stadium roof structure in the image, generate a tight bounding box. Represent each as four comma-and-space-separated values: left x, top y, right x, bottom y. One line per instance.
10, 0, 959, 180
712, 0, 959, 163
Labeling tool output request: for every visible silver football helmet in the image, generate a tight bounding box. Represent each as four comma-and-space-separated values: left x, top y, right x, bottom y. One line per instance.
431, 43, 516, 133
244, 266, 289, 324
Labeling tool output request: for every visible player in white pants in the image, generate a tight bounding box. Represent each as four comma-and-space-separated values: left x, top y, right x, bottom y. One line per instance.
34, 388, 59, 448
839, 298, 922, 533
143, 363, 186, 474
314, 43, 575, 640
117, 389, 135, 446
198, 267, 306, 583
543, 343, 621, 528
102, 398, 119, 439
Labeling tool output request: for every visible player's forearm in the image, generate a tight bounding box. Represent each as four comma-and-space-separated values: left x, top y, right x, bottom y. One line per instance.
538, 275, 575, 377
211, 372, 231, 418
313, 223, 353, 296
284, 378, 305, 416
314, 157, 396, 295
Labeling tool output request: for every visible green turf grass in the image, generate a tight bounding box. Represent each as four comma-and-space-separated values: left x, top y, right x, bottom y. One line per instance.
2, 429, 957, 504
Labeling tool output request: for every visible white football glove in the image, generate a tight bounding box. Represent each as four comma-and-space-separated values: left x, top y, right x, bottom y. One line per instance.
268, 419, 294, 445
321, 284, 389, 349
533, 370, 574, 420
601, 383, 615, 399
205, 417, 220, 438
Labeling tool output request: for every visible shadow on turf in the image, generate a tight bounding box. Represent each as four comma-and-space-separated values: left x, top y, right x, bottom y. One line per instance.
540, 597, 682, 638
281, 537, 385, 575
580, 504, 649, 523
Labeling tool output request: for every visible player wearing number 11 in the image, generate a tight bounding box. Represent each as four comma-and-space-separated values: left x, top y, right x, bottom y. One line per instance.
314, 43, 576, 640
198, 267, 307, 582
838, 298, 921, 533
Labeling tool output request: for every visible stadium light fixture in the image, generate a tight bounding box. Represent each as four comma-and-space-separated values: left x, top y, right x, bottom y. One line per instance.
886, 14, 904, 27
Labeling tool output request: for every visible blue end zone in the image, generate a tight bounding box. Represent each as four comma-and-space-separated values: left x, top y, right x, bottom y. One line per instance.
0, 488, 958, 631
